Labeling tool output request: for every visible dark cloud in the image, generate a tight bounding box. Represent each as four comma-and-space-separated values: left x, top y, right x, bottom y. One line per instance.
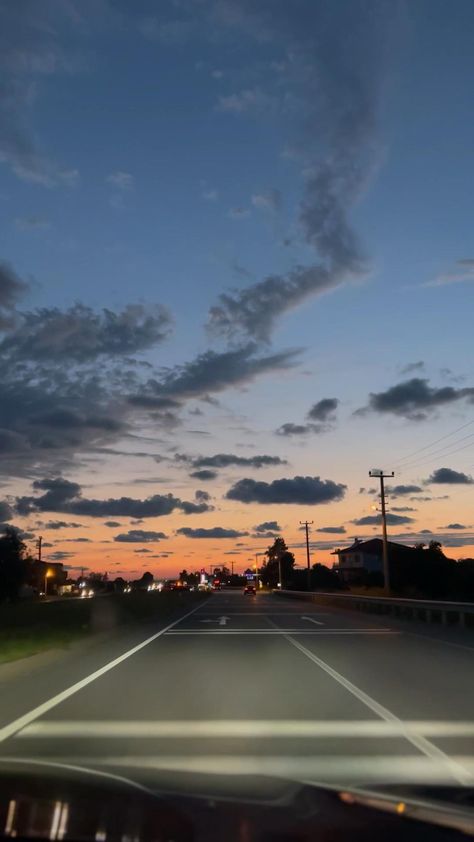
113, 530, 168, 543
439, 523, 467, 530
426, 468, 473, 485
316, 526, 346, 533
103, 521, 121, 528
0, 501, 13, 521
352, 514, 415, 526
400, 361, 425, 375
15, 477, 213, 518
226, 475, 346, 505
1, 303, 172, 363
48, 551, 75, 561
357, 378, 474, 420
41, 520, 83, 530
207, 2, 396, 341
195, 489, 211, 502
140, 343, 300, 402
388, 484, 423, 496
192, 453, 287, 469
189, 469, 218, 481
391, 506, 417, 513
177, 527, 249, 539
254, 521, 281, 533
307, 398, 339, 422
276, 423, 316, 436
0, 262, 29, 326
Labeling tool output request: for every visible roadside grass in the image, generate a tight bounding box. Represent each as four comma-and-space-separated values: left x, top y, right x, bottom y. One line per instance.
0, 590, 209, 664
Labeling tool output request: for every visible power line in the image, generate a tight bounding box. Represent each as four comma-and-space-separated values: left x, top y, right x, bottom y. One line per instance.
396, 437, 474, 473
394, 418, 474, 467
395, 431, 474, 472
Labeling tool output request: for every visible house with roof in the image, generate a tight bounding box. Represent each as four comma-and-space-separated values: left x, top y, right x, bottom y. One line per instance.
331, 537, 416, 584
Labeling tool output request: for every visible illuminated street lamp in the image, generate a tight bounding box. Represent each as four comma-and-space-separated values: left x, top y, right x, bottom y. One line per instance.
44, 568, 54, 597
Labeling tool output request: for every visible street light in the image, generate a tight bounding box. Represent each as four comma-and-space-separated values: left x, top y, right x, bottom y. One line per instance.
44, 568, 53, 597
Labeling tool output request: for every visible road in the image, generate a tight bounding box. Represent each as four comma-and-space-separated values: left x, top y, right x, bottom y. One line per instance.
0, 590, 473, 789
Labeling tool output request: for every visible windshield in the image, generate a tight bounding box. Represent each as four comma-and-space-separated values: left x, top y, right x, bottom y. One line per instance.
0, 0, 473, 820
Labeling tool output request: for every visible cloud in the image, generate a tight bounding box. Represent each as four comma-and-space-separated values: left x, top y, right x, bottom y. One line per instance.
177, 527, 249, 539
316, 526, 346, 533
48, 551, 75, 561
15, 477, 213, 518
357, 378, 474, 420
218, 87, 276, 114
426, 468, 473, 485
207, 1, 395, 341
42, 520, 83, 530
388, 485, 423, 496
141, 343, 300, 402
254, 521, 281, 533
103, 521, 121, 528
251, 190, 281, 212
275, 423, 317, 436
113, 530, 168, 543
439, 523, 467, 530
189, 469, 218, 481
0, 261, 29, 326
400, 361, 424, 375
391, 506, 417, 513
352, 514, 415, 526
0, 501, 13, 521
226, 475, 346, 505
307, 398, 339, 422
0, 303, 172, 363
423, 259, 474, 288
106, 171, 134, 190
0, 2, 88, 185
191, 453, 286, 469
195, 489, 211, 502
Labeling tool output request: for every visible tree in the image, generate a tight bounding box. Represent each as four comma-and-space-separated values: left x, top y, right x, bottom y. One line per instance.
261, 537, 295, 588
140, 571, 154, 588
0, 526, 28, 601
113, 577, 127, 592
179, 569, 189, 582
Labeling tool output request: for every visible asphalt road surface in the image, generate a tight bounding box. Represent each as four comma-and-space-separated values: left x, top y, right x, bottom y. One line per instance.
0, 590, 473, 789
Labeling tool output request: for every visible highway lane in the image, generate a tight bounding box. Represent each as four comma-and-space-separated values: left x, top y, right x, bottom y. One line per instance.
0, 590, 473, 788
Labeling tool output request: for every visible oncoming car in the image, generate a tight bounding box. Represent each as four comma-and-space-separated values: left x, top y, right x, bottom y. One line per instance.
243, 584, 256, 595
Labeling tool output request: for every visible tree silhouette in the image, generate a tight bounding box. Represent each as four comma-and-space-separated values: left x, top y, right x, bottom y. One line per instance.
0, 526, 28, 601
262, 537, 295, 588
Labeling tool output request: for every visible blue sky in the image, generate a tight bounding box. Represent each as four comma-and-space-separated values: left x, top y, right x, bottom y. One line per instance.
1, 0, 474, 576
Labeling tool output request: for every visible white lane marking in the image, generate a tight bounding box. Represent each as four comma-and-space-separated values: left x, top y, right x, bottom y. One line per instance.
406, 631, 474, 654
17, 720, 474, 739
47, 755, 474, 784
164, 630, 399, 636
301, 616, 324, 626
0, 601, 205, 745
276, 628, 473, 786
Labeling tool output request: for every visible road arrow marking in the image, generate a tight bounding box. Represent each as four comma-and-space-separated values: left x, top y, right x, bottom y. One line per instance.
301, 616, 324, 626
219, 616, 230, 626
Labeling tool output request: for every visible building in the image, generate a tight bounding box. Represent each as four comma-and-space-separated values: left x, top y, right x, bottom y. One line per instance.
332, 538, 416, 584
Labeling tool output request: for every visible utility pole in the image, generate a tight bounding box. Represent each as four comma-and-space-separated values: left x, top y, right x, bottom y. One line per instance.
300, 521, 313, 591
255, 553, 259, 592
369, 469, 394, 594
37, 535, 42, 563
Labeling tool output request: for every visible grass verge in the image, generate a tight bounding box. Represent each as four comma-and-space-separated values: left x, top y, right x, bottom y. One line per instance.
0, 590, 208, 664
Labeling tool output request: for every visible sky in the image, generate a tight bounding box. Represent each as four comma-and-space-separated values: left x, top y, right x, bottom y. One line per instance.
1, 0, 474, 580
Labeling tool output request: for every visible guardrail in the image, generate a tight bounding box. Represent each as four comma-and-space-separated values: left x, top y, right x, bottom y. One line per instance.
273, 589, 474, 628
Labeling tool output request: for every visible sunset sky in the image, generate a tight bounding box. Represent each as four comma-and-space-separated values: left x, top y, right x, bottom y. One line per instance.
1, 0, 474, 580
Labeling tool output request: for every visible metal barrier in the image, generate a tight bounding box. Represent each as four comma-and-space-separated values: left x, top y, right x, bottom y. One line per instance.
273, 589, 474, 628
